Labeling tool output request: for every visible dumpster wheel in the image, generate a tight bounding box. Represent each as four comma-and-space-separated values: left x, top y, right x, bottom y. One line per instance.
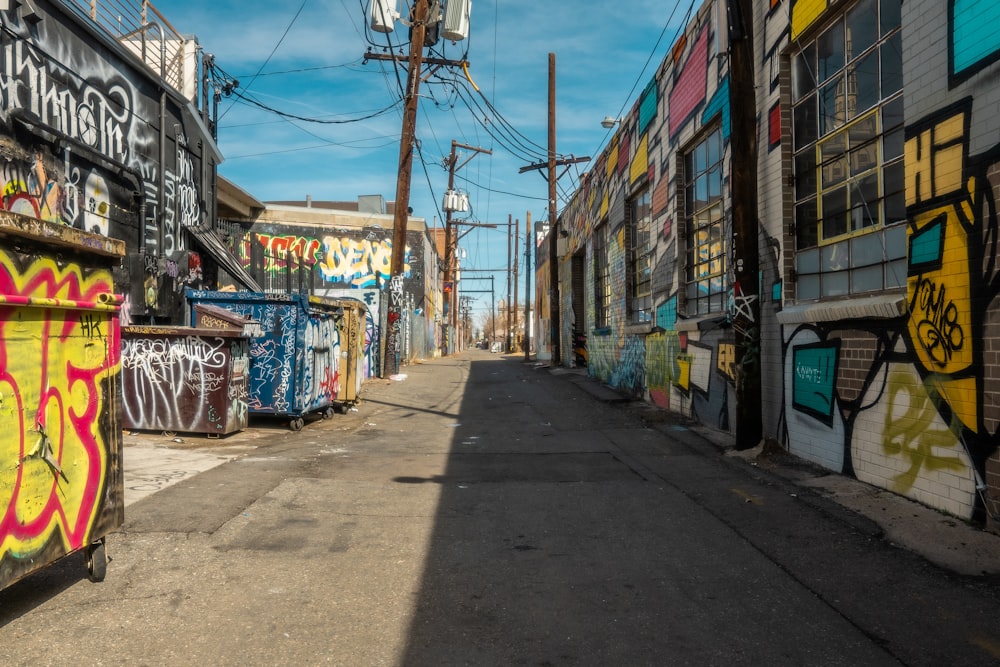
85, 538, 107, 582
322, 407, 335, 420
289, 417, 305, 431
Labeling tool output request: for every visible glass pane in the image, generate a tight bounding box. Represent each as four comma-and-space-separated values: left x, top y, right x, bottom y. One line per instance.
853, 173, 880, 229
884, 223, 907, 259
883, 126, 904, 160
822, 156, 848, 188
886, 257, 907, 287
696, 175, 708, 209
820, 77, 846, 135
822, 241, 850, 271
849, 139, 879, 176
882, 95, 904, 130
707, 166, 722, 201
796, 199, 819, 248
881, 33, 903, 96
707, 130, 721, 166
846, 0, 878, 60
695, 141, 708, 173
818, 21, 845, 82
822, 271, 850, 297
798, 274, 821, 300
793, 43, 817, 102
820, 129, 847, 163
852, 264, 883, 292
851, 230, 883, 265
881, 0, 902, 36
797, 248, 820, 274
883, 160, 905, 225
794, 96, 818, 150
849, 51, 880, 117
795, 150, 817, 200
849, 114, 878, 147
822, 187, 849, 238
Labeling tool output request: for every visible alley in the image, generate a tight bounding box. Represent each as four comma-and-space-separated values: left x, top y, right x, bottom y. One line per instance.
1, 351, 998, 665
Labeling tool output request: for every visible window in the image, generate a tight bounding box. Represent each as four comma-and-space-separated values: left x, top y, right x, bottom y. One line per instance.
684, 127, 727, 315
594, 221, 611, 328
791, 0, 905, 299
629, 189, 653, 323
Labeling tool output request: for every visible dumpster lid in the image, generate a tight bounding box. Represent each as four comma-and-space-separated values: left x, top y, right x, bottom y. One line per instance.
193, 304, 264, 337
123, 324, 247, 338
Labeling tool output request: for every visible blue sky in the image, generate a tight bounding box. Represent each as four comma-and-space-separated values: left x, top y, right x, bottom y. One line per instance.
153, 0, 690, 320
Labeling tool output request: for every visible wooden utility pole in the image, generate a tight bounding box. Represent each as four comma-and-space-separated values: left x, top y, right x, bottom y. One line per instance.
728, 0, 761, 449
513, 218, 519, 353
443, 140, 491, 355
506, 213, 513, 352
523, 211, 532, 360
518, 54, 589, 365
385, 0, 429, 377
547, 53, 559, 365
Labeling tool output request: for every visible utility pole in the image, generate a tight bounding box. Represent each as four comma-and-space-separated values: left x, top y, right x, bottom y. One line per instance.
518, 54, 588, 366
513, 218, 519, 353
382, 0, 429, 377
523, 211, 531, 360
506, 213, 513, 353
728, 0, 761, 449
547, 53, 559, 365
443, 140, 491, 356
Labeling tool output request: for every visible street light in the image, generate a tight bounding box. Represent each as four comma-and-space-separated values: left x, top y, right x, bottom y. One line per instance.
601, 115, 622, 129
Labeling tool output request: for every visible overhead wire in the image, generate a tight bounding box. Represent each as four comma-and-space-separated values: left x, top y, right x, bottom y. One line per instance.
218, 0, 310, 122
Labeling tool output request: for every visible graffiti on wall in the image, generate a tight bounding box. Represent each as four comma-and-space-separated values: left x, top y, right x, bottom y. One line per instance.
0, 251, 120, 569
779, 97, 1000, 521
121, 334, 249, 434
246, 232, 411, 289
317, 289, 381, 379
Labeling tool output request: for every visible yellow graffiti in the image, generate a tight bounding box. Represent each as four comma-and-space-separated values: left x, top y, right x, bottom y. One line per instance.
0, 254, 117, 559
884, 370, 967, 493
904, 109, 977, 431
717, 342, 737, 383
905, 112, 966, 207
676, 352, 692, 390
317, 236, 409, 288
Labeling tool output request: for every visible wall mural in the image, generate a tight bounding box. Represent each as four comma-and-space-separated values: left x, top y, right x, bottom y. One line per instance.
0, 4, 213, 325
774, 1, 1000, 525
245, 231, 411, 289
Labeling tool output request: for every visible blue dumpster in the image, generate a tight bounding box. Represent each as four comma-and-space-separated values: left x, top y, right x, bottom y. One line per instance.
185, 290, 342, 430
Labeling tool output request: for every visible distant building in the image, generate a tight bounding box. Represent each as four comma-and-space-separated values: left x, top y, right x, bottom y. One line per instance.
217, 196, 445, 368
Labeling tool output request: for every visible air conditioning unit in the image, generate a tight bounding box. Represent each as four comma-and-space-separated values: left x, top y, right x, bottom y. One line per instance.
369, 0, 398, 33
441, 0, 471, 42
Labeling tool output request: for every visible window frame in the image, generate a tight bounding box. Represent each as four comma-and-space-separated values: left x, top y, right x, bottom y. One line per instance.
593, 220, 611, 329
789, 0, 905, 300
628, 187, 653, 324
682, 125, 728, 316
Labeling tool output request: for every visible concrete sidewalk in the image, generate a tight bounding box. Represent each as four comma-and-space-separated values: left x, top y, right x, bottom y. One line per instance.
547, 359, 1000, 579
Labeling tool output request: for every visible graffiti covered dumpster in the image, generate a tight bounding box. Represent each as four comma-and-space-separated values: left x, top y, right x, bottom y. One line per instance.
121, 326, 251, 436
185, 290, 343, 430
0, 213, 125, 590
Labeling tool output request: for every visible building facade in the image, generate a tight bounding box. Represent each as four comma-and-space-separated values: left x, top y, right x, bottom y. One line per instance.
0, 1, 255, 326
549, 0, 1000, 531
226, 200, 444, 372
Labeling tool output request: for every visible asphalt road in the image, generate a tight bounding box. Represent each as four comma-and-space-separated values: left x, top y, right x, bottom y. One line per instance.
1, 351, 998, 666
